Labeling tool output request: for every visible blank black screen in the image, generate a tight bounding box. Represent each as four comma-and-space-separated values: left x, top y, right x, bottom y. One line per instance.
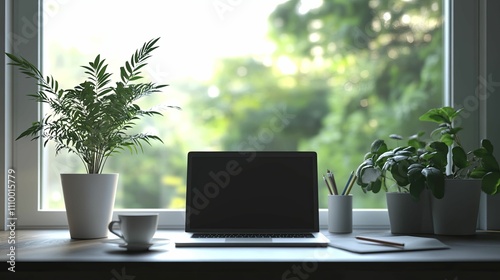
185, 151, 319, 232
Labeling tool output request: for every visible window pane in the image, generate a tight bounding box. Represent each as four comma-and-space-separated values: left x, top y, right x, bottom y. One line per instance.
41, 0, 443, 210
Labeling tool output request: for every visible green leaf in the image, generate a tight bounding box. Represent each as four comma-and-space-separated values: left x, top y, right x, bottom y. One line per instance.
441, 106, 458, 118
375, 151, 394, 167
359, 165, 381, 184
389, 134, 403, 140
408, 167, 425, 199
408, 138, 426, 149
403, 146, 417, 152
448, 127, 463, 135
419, 108, 450, 124
356, 158, 373, 173
120, 67, 129, 83
93, 55, 100, 68
395, 150, 413, 157
370, 178, 383, 193
449, 107, 463, 121
439, 134, 454, 146
125, 61, 133, 74
429, 141, 448, 154
409, 131, 425, 139
129, 76, 143, 81
481, 139, 494, 154
473, 147, 489, 157
422, 167, 445, 199
470, 168, 487, 179
482, 172, 500, 195
429, 151, 448, 170
409, 181, 425, 199
370, 139, 387, 154
408, 163, 424, 171
452, 146, 468, 169
391, 155, 408, 162
481, 155, 500, 172
391, 160, 410, 186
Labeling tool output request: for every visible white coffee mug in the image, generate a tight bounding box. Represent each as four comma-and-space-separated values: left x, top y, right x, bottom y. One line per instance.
108, 213, 159, 244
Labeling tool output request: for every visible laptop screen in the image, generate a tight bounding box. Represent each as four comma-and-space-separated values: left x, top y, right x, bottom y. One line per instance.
185, 151, 319, 233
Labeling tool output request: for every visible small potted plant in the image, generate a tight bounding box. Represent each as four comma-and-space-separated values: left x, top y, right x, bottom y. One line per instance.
7, 38, 178, 239
355, 133, 434, 234
408, 106, 499, 235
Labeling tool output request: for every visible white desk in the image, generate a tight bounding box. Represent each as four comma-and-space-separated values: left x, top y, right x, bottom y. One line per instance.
2, 229, 500, 279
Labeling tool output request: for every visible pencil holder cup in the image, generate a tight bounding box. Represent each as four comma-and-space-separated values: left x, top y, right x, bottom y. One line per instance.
328, 195, 353, 233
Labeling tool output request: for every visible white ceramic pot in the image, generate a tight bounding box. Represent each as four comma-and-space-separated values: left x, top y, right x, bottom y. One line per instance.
479, 192, 500, 230
386, 191, 433, 234
431, 179, 481, 235
61, 173, 118, 239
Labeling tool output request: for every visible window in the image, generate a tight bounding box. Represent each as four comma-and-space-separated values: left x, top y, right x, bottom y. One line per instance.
42, 0, 444, 210
4, 0, 495, 229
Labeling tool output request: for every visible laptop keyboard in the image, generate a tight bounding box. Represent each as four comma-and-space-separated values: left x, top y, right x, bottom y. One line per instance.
192, 233, 315, 238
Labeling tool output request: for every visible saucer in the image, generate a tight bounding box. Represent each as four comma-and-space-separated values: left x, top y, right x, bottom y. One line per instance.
109, 238, 169, 251
119, 242, 153, 251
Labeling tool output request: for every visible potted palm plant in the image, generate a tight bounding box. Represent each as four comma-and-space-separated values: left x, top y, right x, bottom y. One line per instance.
408, 106, 499, 235
7, 38, 177, 239
355, 134, 434, 234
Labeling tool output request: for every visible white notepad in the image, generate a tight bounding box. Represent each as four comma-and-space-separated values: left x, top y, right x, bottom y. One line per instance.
328, 235, 449, 253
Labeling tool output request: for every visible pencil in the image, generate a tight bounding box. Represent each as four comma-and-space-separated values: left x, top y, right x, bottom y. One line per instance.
344, 174, 357, 196
323, 176, 333, 195
355, 236, 405, 247
327, 169, 339, 195
342, 171, 354, 195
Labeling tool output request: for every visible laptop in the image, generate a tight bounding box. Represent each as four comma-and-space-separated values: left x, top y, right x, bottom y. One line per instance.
175, 151, 329, 247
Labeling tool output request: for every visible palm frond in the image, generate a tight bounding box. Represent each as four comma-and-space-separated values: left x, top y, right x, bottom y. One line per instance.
7, 38, 176, 174
120, 37, 161, 84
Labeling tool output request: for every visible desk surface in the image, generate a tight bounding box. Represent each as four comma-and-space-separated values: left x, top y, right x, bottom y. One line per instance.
2, 229, 500, 262
2, 229, 500, 279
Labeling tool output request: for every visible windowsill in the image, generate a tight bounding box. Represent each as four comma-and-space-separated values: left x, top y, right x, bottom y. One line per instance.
3, 229, 500, 278
11, 209, 392, 229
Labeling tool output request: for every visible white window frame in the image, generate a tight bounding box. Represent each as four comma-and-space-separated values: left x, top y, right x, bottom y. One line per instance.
3, 0, 498, 230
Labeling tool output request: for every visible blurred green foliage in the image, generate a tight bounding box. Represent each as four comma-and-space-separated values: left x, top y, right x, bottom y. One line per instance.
44, 0, 443, 209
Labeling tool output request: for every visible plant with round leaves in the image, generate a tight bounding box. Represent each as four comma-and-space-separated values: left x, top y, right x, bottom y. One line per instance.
410, 106, 500, 196
355, 132, 428, 199
406, 141, 448, 199
6, 38, 179, 174
465, 139, 500, 195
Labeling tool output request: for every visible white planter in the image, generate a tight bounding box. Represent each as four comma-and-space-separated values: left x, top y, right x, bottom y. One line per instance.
386, 191, 433, 234
61, 173, 118, 239
479, 192, 500, 230
431, 179, 481, 235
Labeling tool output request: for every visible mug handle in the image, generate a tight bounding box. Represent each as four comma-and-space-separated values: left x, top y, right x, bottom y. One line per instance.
108, 220, 123, 239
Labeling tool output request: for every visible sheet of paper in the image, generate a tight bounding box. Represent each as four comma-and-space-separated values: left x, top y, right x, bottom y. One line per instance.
328, 235, 449, 254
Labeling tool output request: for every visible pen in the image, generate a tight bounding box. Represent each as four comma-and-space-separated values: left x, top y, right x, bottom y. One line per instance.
323, 176, 333, 195
341, 171, 354, 195
327, 169, 339, 195
355, 236, 405, 247
344, 174, 357, 196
